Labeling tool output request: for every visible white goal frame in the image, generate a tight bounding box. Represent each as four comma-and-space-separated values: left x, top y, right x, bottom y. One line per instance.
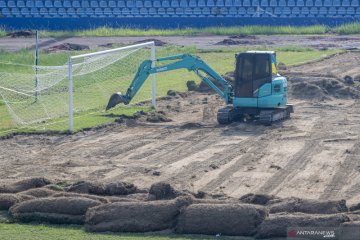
67, 41, 156, 132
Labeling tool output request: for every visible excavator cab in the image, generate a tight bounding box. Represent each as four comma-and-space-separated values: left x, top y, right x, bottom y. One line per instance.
234, 51, 275, 99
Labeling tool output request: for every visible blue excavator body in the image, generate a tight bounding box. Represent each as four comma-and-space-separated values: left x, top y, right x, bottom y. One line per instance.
106, 51, 293, 125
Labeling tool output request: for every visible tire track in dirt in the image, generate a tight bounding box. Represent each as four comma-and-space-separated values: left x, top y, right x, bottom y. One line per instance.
256, 113, 327, 195
199, 133, 267, 193
319, 140, 360, 200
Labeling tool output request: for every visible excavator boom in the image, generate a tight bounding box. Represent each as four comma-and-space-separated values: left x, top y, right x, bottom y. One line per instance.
106, 54, 233, 111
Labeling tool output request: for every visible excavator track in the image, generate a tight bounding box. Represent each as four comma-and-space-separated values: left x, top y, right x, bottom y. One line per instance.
259, 105, 293, 126
217, 107, 234, 124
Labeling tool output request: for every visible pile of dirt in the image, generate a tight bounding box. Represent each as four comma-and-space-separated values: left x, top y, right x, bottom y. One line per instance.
268, 198, 348, 214
85, 197, 192, 232
148, 182, 179, 200
145, 111, 172, 123
45, 43, 90, 53
256, 213, 350, 238
52, 192, 109, 203
10, 197, 100, 224
176, 203, 267, 236
66, 181, 137, 196
6, 30, 34, 38
133, 39, 167, 46
215, 38, 272, 46
0, 178, 51, 193
239, 193, 277, 205
290, 78, 360, 100
229, 34, 257, 39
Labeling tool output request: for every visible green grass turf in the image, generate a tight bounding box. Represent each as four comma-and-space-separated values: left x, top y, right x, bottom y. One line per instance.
0, 46, 341, 137
0, 223, 245, 240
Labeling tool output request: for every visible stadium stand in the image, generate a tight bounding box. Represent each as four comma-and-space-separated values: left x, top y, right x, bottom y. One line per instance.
0, 0, 358, 29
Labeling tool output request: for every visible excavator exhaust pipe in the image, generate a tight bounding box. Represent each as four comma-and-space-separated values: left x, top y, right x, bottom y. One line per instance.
106, 92, 127, 111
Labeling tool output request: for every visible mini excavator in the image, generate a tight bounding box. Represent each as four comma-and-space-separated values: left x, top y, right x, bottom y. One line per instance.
106, 51, 293, 125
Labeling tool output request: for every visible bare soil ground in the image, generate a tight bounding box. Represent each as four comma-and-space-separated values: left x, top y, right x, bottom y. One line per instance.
0, 51, 359, 205
0, 35, 360, 51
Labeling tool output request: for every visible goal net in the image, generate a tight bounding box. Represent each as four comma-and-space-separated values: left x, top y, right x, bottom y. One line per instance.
0, 42, 155, 131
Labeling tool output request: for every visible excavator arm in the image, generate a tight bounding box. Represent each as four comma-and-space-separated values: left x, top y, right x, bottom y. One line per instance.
106, 54, 233, 110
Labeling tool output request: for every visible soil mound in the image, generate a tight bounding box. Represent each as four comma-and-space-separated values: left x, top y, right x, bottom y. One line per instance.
290, 78, 360, 100
66, 181, 137, 196
20, 188, 56, 198
86, 197, 192, 232
0, 194, 22, 210
146, 112, 172, 123
10, 197, 100, 224
256, 213, 350, 238
340, 222, 360, 240
0, 178, 51, 193
149, 182, 179, 200
239, 193, 277, 205
176, 203, 267, 236
133, 39, 167, 46
6, 30, 34, 38
45, 43, 90, 53
268, 198, 348, 214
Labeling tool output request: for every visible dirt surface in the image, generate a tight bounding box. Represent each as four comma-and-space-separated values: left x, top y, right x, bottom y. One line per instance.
1, 35, 360, 51
0, 51, 360, 208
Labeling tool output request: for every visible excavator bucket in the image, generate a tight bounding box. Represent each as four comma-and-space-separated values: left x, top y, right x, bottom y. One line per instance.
106, 92, 126, 111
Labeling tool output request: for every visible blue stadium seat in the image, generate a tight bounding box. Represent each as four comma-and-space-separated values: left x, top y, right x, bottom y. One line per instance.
8, 1, 16, 7
265, 6, 274, 13
0, 0, 6, 7
292, 6, 300, 14
193, 7, 201, 14
64, 1, 72, 8
327, 6, 336, 15
221, 6, 228, 14
351, 0, 359, 6
35, 0, 43, 7
126, 0, 134, 7
243, 0, 251, 6
323, 0, 332, 6
184, 7, 192, 14
175, 7, 184, 14
81, 1, 90, 7
72, 1, 81, 7
76, 7, 86, 17
296, 0, 305, 6
251, 0, 259, 6
122, 7, 130, 15
139, 7, 148, 15
143, 0, 151, 7
198, 0, 206, 6
107, 1, 115, 7
342, 0, 351, 6
67, 8, 76, 16
25, 0, 34, 7
234, 0, 241, 6
136, 0, 144, 7
94, 8, 104, 16
90, 1, 98, 7
207, 0, 215, 6
99, 1, 107, 7
247, 6, 255, 15
1, 8, 11, 17
237, 6, 246, 14
228, 6, 237, 14
314, 0, 322, 6
17, 1, 25, 7
105, 7, 113, 16
305, 0, 313, 6
130, 7, 139, 15
85, 7, 94, 15
179, 0, 187, 7
153, 0, 161, 7
202, 6, 211, 14
20, 7, 30, 16
112, 7, 120, 15
189, 0, 197, 6
117, 1, 126, 7
260, 0, 269, 6
11, 7, 21, 16
157, 7, 166, 14
225, 0, 233, 6
346, 6, 355, 13
167, 7, 175, 14
48, 7, 57, 16
162, 0, 170, 7
337, 6, 346, 14
269, 0, 277, 6
31, 7, 41, 17
310, 6, 318, 14
278, 0, 286, 6
171, 0, 179, 7
318, 6, 326, 13
333, 0, 341, 6
283, 6, 291, 14
287, 0, 295, 6
301, 6, 309, 14
148, 7, 157, 15
216, 0, 224, 6
274, 6, 282, 14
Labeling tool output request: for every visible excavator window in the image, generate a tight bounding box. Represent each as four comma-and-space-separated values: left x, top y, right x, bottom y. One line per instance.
234, 53, 272, 98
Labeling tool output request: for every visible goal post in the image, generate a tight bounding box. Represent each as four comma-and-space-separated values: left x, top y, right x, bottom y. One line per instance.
67, 41, 156, 132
